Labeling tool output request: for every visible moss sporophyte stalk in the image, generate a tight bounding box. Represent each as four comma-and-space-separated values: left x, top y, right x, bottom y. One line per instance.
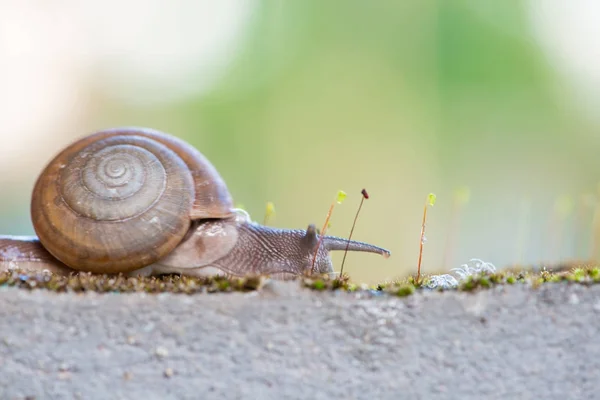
416, 193, 436, 285
340, 188, 370, 277
311, 190, 347, 273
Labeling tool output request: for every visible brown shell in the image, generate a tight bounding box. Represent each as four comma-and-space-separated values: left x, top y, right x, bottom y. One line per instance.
30, 127, 235, 274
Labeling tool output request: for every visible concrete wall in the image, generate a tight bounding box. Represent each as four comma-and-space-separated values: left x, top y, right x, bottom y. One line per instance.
1, 281, 599, 400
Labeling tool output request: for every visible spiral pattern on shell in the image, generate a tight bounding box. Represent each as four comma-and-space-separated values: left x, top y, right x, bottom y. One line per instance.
30, 129, 232, 274
61, 142, 167, 221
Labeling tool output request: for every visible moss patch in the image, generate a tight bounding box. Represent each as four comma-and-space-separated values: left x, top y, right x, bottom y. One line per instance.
0, 270, 264, 294
443, 264, 600, 292
2, 264, 600, 296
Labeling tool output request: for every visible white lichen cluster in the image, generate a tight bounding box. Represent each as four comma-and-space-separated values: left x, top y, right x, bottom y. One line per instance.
427, 258, 497, 290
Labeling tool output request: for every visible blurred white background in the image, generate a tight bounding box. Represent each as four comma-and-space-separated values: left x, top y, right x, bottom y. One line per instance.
1, 0, 599, 283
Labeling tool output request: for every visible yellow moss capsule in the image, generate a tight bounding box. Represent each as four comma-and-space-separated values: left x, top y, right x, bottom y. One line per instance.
264, 201, 276, 225
336, 190, 347, 204
427, 193, 437, 207
265, 201, 276, 217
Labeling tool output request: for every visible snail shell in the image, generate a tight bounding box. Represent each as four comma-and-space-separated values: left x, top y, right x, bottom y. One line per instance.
30, 127, 235, 274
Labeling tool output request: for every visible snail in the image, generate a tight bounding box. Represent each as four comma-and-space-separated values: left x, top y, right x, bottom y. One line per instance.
0, 127, 390, 279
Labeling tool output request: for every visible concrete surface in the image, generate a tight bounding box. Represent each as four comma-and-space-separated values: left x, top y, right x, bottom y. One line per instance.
1, 281, 599, 400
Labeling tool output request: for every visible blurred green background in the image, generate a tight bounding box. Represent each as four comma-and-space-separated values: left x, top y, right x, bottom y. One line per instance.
1, 0, 599, 284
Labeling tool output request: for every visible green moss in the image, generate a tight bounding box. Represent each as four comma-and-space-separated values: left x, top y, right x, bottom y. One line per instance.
299, 274, 356, 291
460, 277, 477, 291
569, 268, 586, 282
311, 279, 326, 291
451, 263, 600, 292
458, 271, 516, 291
4, 262, 600, 297
0, 270, 267, 295
394, 284, 415, 297
216, 278, 231, 291
479, 277, 491, 288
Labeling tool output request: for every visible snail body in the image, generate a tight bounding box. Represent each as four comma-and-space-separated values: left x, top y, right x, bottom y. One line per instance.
0, 128, 390, 278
